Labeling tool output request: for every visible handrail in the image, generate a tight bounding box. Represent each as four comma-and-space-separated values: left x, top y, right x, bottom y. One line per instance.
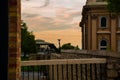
21, 58, 106, 66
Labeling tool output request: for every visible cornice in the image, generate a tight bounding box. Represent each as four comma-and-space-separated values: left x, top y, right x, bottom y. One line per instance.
97, 31, 111, 34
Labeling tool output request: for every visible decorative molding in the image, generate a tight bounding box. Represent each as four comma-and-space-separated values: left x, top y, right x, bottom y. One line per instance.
97, 31, 111, 34
85, 15, 88, 20
110, 14, 117, 19
91, 14, 97, 19
116, 31, 120, 34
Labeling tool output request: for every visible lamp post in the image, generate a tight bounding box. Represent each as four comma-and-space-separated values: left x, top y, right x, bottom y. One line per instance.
57, 39, 61, 53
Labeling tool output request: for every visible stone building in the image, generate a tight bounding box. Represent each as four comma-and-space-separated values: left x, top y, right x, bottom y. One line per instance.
80, 0, 120, 52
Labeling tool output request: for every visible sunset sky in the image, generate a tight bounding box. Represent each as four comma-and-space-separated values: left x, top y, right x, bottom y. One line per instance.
21, 0, 86, 48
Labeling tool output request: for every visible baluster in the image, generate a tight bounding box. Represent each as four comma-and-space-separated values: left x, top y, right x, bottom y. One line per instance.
80, 64, 82, 80
90, 64, 93, 80
38, 66, 40, 80
94, 64, 97, 80
28, 66, 29, 80
22, 66, 25, 80
61, 64, 64, 80
52, 65, 54, 80
71, 64, 73, 80
57, 65, 59, 80
76, 64, 78, 80
85, 64, 87, 80
32, 66, 34, 80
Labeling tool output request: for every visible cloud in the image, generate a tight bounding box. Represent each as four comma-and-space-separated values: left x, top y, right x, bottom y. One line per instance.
22, 7, 82, 32
39, 0, 50, 8
21, 0, 86, 48
22, 16, 54, 31
22, 13, 40, 18
34, 28, 82, 48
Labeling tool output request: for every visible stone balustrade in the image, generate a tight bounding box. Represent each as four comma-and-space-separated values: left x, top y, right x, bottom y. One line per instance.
51, 50, 120, 80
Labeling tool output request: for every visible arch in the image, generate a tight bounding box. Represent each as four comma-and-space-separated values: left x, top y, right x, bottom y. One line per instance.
100, 17, 107, 28
99, 39, 108, 50
100, 40, 107, 46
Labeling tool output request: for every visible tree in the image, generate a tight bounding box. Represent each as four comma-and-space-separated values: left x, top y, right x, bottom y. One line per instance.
107, 0, 120, 13
61, 43, 79, 50
21, 21, 37, 57
74, 45, 80, 50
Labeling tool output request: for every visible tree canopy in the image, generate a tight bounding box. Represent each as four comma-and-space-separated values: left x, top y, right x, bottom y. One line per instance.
107, 0, 120, 13
21, 21, 37, 56
61, 43, 79, 50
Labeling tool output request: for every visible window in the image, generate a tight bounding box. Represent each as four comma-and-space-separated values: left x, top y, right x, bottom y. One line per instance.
99, 40, 107, 50
100, 17, 107, 28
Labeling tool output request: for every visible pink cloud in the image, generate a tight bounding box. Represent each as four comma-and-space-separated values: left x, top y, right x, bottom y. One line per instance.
21, 0, 86, 48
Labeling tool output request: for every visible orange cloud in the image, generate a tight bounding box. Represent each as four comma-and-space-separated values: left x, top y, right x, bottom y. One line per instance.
34, 28, 82, 48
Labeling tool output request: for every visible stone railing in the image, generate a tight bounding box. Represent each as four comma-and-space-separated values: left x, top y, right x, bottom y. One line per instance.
51, 50, 120, 80
21, 58, 106, 80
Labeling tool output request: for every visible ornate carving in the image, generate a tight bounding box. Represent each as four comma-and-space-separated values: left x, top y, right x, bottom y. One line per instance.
85, 15, 88, 20
91, 14, 97, 19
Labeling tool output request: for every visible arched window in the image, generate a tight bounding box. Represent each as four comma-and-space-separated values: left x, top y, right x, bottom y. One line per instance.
100, 17, 107, 28
99, 40, 107, 50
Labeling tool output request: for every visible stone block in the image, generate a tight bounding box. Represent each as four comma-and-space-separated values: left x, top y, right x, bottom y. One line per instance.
107, 63, 114, 69
107, 70, 118, 78
115, 63, 120, 70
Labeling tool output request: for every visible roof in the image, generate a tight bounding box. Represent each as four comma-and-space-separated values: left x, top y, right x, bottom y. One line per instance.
80, 0, 108, 27
35, 39, 58, 52
35, 39, 52, 45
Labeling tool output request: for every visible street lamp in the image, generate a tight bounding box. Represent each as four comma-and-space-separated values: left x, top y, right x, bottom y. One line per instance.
57, 39, 61, 53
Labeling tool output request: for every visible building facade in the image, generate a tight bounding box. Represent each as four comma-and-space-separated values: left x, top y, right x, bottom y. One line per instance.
80, 0, 120, 52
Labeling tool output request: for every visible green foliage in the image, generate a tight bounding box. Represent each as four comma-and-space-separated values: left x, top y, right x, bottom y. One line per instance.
61, 43, 80, 50
74, 45, 80, 50
21, 21, 37, 57
21, 65, 47, 72
21, 56, 29, 61
61, 43, 74, 49
107, 0, 120, 13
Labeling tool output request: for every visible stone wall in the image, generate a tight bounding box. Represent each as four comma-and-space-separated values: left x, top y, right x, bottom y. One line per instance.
51, 50, 120, 80
29, 53, 51, 60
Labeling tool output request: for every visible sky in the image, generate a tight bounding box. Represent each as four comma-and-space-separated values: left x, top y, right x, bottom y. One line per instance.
21, 0, 86, 48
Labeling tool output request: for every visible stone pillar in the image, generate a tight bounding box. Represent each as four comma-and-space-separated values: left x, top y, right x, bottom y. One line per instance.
111, 15, 117, 51
91, 15, 97, 50
8, 0, 21, 80
88, 14, 91, 50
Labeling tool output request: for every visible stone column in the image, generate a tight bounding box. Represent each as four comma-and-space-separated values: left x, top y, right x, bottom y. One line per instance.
88, 14, 91, 50
91, 15, 97, 50
8, 0, 21, 80
110, 15, 117, 51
